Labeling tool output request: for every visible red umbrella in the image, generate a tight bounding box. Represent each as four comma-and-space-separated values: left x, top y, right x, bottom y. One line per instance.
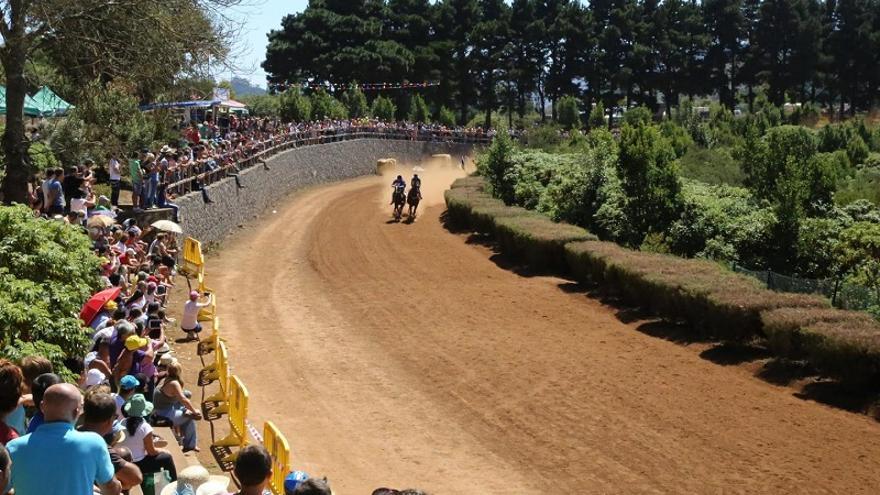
80, 287, 122, 326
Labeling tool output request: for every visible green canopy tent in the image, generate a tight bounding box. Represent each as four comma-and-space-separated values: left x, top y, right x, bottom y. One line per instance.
0, 85, 48, 117
30, 86, 73, 116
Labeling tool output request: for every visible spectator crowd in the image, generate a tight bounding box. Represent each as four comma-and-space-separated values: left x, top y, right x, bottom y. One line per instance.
8, 114, 456, 494
26, 116, 495, 223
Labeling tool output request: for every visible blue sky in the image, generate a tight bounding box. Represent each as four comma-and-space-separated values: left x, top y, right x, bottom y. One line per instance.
222, 0, 308, 87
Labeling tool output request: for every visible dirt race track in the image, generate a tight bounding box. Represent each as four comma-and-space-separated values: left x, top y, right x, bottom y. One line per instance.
204, 167, 880, 494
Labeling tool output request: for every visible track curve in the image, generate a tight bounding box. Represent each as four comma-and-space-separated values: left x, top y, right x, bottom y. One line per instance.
208, 173, 880, 494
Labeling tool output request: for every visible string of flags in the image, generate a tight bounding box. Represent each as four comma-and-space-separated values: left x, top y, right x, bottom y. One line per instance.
269, 81, 440, 93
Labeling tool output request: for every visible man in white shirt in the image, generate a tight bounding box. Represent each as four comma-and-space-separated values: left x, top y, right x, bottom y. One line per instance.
108, 156, 122, 207
181, 291, 212, 341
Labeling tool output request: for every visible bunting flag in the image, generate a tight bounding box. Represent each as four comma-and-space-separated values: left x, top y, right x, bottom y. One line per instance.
269, 81, 440, 93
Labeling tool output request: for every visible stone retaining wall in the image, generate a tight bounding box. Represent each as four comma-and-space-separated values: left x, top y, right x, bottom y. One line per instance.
176, 139, 474, 246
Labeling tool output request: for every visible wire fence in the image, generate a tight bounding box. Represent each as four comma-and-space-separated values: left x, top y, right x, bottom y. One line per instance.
731, 263, 877, 312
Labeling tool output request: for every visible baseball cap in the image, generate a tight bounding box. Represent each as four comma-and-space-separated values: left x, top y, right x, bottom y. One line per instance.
119, 375, 140, 390
284, 472, 309, 494
125, 335, 150, 351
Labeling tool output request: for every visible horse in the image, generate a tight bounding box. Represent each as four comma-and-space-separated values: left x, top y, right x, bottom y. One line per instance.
407, 185, 422, 219
392, 186, 406, 221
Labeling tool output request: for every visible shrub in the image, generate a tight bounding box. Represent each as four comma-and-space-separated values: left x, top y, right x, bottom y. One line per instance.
588, 101, 606, 130
555, 95, 581, 130
408, 94, 430, 123
341, 86, 369, 119
0, 205, 101, 378
564, 240, 829, 340
762, 306, 880, 386
371, 96, 397, 122
279, 88, 311, 122
445, 178, 594, 270
678, 146, 744, 186
847, 134, 870, 166
437, 106, 456, 127
492, 215, 594, 271
622, 106, 653, 126
522, 123, 562, 151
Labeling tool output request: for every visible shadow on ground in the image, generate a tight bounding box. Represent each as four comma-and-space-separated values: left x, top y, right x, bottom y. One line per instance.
442, 208, 880, 421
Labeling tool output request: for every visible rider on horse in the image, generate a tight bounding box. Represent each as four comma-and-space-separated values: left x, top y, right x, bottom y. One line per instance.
391, 175, 406, 204
409, 174, 422, 201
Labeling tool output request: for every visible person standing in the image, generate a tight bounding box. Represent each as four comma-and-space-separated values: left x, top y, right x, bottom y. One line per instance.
46, 168, 65, 216
6, 383, 121, 495
108, 155, 122, 207
129, 151, 143, 209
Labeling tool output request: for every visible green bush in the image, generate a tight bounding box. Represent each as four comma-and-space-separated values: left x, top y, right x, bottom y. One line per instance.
279, 88, 311, 122
0, 205, 101, 378
678, 146, 744, 186
555, 95, 581, 130
588, 101, 606, 130
408, 94, 430, 123
522, 123, 563, 151
437, 106, 456, 127
847, 134, 870, 166
371, 96, 397, 122
341, 86, 369, 119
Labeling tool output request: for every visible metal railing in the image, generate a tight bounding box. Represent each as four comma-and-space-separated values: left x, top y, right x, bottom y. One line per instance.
166, 127, 491, 197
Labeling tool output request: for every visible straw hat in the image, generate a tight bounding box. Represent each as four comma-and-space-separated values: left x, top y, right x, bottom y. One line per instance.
160, 465, 230, 495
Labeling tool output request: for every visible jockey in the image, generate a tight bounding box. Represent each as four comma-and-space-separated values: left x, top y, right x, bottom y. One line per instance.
411, 174, 422, 190
391, 175, 406, 204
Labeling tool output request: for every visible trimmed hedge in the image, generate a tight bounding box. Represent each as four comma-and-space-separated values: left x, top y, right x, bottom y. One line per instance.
564, 240, 829, 340
445, 176, 880, 387
761, 307, 880, 386
444, 178, 595, 270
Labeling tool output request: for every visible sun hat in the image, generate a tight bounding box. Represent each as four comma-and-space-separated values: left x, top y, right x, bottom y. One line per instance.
189, 291, 200, 301
84, 369, 106, 388
125, 335, 150, 351
160, 465, 230, 495
119, 375, 140, 391
285, 471, 309, 493
159, 354, 177, 366
195, 480, 230, 495
123, 394, 154, 418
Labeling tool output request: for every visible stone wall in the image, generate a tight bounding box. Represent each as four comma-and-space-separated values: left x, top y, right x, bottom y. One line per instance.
176, 139, 474, 246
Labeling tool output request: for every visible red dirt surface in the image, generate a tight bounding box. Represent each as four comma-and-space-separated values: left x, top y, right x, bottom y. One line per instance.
203, 172, 880, 494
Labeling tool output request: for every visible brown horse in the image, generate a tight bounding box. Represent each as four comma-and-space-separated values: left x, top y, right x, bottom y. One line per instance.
392, 187, 406, 221
407, 185, 422, 219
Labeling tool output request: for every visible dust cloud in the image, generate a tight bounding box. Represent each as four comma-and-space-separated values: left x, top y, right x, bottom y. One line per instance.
377, 154, 476, 208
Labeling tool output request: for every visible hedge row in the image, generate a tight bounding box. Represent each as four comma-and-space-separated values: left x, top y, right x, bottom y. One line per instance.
446, 176, 880, 386
444, 184, 595, 270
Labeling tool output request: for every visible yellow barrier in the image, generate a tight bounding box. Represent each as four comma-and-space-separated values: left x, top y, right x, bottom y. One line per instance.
202, 316, 224, 354
181, 237, 204, 276
198, 293, 217, 322
263, 421, 291, 495
197, 272, 213, 294
204, 341, 230, 415
212, 375, 249, 462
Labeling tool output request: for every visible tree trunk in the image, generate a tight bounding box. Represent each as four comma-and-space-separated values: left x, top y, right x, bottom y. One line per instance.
1, 41, 31, 205
537, 83, 546, 122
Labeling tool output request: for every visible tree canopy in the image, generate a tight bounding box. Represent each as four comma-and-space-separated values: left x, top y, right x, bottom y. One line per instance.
265, 0, 880, 127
